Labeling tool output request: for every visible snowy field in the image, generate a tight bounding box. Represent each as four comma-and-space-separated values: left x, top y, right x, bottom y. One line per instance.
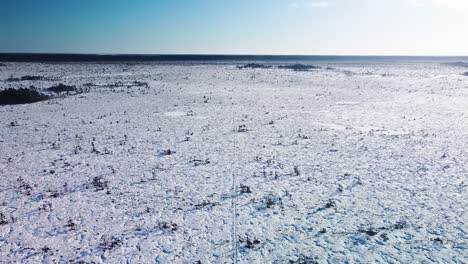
0, 61, 467, 263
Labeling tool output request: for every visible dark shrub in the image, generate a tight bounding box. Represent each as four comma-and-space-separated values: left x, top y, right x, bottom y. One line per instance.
21, 75, 45, 81
158, 221, 178, 232
46, 83, 76, 93
237, 63, 272, 69
444, 61, 468, 68
132, 80, 149, 87
99, 237, 122, 251
239, 236, 261, 249
6, 75, 46, 82
462, 72, 468, 76
91, 176, 108, 191
359, 227, 379, 236
5, 76, 20, 82
0, 213, 9, 225
0, 88, 50, 105
278, 64, 320, 71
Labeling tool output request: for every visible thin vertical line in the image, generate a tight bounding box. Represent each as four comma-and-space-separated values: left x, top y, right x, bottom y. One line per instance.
231, 94, 239, 264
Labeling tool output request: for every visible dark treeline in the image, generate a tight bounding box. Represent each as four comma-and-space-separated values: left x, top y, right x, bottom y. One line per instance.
1, 53, 468, 63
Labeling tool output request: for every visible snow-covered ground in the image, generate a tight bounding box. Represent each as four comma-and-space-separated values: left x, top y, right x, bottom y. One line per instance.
0, 61, 467, 263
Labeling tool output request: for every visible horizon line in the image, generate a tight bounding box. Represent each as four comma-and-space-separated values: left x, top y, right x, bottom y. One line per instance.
1, 52, 468, 57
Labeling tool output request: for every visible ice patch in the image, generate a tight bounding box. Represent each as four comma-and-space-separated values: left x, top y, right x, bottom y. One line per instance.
335, 101, 359, 105
310, 122, 407, 135
162, 111, 207, 119
311, 122, 348, 131
163, 111, 189, 117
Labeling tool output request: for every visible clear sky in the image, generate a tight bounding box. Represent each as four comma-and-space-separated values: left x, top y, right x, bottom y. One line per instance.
1, 0, 467, 55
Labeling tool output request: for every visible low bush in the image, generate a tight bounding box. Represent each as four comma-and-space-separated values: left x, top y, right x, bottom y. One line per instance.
278, 64, 320, 71
237, 63, 272, 69
46, 83, 77, 93
0, 88, 50, 105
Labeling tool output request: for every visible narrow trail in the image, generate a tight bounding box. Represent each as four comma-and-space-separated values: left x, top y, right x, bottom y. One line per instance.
230, 96, 239, 264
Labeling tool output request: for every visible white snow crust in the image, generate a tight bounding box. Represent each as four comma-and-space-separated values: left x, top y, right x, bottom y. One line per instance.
0, 61, 467, 263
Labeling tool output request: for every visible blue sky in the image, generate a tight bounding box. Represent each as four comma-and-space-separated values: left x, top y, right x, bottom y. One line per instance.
1, 0, 467, 55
